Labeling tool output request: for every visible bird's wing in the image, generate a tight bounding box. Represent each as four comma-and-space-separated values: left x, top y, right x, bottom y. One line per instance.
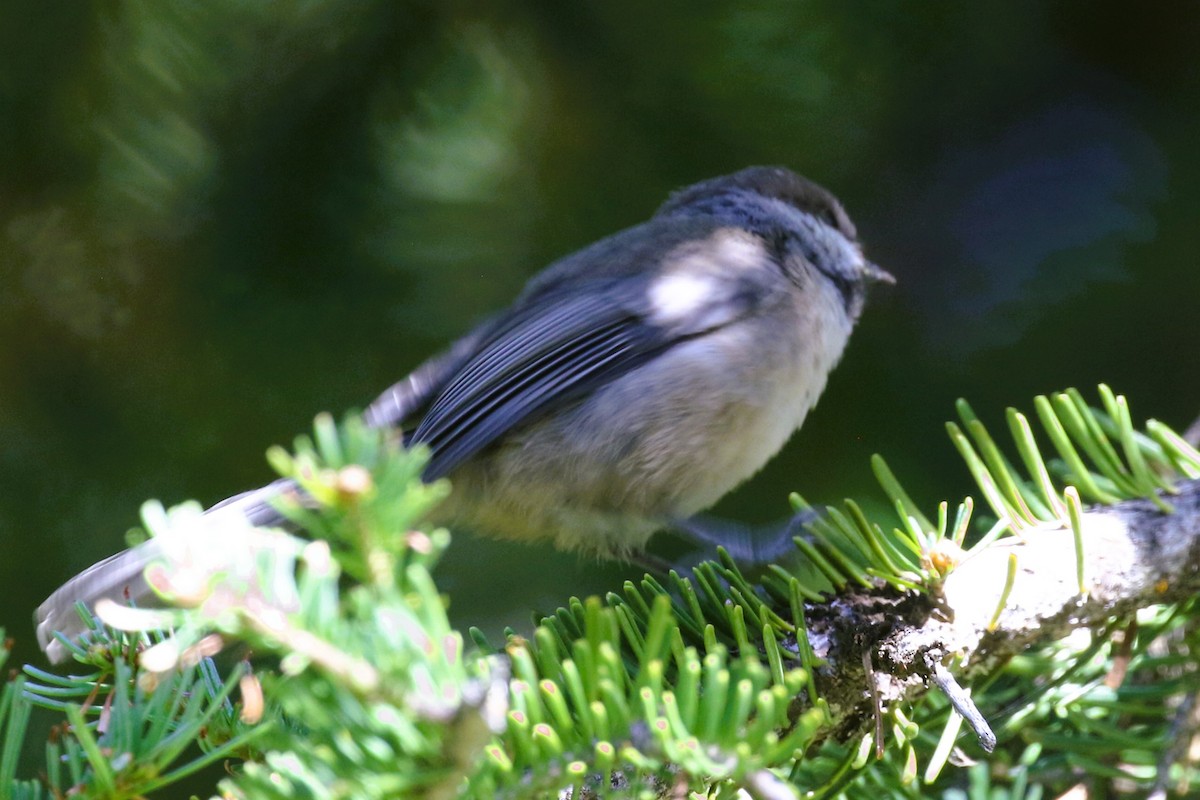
411, 283, 672, 479
363, 323, 495, 430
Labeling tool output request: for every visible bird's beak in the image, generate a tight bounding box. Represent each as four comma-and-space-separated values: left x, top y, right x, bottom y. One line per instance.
862, 260, 896, 285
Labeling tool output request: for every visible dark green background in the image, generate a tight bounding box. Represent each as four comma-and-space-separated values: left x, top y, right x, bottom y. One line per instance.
3, 0, 1199, 754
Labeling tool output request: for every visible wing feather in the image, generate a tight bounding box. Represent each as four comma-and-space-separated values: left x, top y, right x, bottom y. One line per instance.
412, 286, 669, 479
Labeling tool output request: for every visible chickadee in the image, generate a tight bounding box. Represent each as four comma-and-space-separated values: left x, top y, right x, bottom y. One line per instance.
36, 166, 892, 662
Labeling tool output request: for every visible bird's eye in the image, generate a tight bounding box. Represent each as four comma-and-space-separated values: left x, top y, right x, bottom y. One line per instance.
769, 229, 791, 259
825, 270, 856, 313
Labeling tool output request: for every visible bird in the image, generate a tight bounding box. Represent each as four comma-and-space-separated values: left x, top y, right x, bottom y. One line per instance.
35, 165, 893, 663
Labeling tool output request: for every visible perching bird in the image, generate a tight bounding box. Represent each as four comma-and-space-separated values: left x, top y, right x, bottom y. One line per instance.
36, 166, 892, 662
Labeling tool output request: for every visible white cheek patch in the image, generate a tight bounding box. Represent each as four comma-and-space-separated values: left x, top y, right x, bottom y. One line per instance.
710, 232, 766, 272
649, 272, 718, 325
649, 229, 766, 326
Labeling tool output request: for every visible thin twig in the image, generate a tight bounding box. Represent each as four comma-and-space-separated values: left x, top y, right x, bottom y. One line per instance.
928, 660, 996, 753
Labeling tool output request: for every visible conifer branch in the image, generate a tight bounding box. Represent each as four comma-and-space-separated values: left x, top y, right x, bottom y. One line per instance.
5, 387, 1200, 798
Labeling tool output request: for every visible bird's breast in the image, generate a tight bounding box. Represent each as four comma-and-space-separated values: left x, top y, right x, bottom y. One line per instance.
601, 290, 850, 516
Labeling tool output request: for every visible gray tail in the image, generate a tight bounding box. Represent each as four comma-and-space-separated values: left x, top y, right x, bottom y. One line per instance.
35, 477, 297, 664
